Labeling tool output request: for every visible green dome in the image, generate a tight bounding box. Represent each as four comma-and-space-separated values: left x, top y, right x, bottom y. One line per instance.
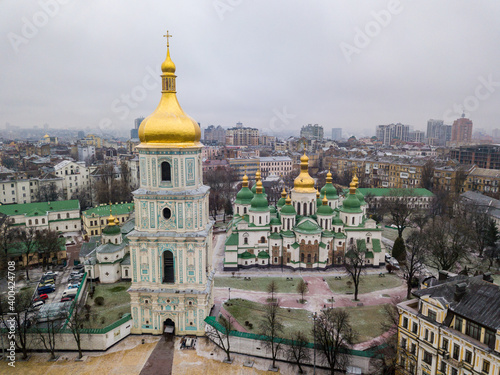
277, 197, 286, 207
317, 204, 334, 215
270, 206, 277, 214
340, 194, 362, 213
102, 225, 121, 235
355, 190, 366, 205
281, 204, 296, 215
321, 183, 339, 200
251, 183, 266, 195
316, 198, 323, 207
235, 187, 254, 204
250, 193, 269, 211
270, 217, 281, 225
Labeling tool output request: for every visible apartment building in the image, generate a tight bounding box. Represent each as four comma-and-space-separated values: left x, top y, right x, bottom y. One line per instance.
0, 177, 64, 204
397, 273, 499, 375
227, 158, 260, 180
259, 156, 293, 178
465, 167, 500, 194
451, 116, 473, 144
450, 145, 500, 170
225, 127, 259, 146
376, 123, 410, 145
53, 160, 91, 199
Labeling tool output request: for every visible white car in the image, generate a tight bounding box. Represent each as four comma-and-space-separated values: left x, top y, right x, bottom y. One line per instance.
44, 271, 58, 277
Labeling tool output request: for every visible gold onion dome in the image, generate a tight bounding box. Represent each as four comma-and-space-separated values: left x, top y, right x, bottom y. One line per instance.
293, 153, 316, 193
277, 187, 287, 207
138, 37, 201, 147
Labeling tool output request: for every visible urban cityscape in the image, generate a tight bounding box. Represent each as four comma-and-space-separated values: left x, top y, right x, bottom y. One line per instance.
1, 2, 500, 375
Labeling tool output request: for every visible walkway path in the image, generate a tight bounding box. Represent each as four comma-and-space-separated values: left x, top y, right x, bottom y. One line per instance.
140, 336, 175, 375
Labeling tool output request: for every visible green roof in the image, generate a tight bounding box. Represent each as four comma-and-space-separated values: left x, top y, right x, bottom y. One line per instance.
269, 232, 282, 240
340, 194, 362, 213
103, 225, 121, 235
250, 192, 269, 211
0, 200, 80, 217
294, 219, 322, 234
319, 242, 327, 248
372, 238, 381, 253
365, 251, 374, 259
225, 233, 239, 246
83, 202, 134, 218
291, 242, 300, 249
356, 239, 366, 252
321, 183, 339, 200
235, 187, 254, 204
277, 197, 286, 207
257, 251, 270, 259
281, 230, 295, 238
356, 188, 434, 197
270, 217, 281, 225
280, 204, 296, 215
317, 203, 334, 215
239, 251, 254, 259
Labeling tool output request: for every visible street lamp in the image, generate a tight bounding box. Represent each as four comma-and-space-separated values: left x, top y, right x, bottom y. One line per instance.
228, 287, 231, 301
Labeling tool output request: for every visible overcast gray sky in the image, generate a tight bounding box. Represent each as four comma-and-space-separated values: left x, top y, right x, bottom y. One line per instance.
2, 0, 500, 138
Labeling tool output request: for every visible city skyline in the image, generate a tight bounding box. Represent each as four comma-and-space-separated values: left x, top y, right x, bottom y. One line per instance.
2, 1, 500, 138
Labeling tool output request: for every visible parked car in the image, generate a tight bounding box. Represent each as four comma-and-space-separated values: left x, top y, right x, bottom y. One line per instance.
37, 286, 55, 294
39, 279, 55, 286
39, 283, 55, 289
34, 294, 48, 302
385, 253, 391, 262
72, 264, 84, 270
67, 284, 80, 289
44, 271, 58, 277
389, 257, 400, 270
60, 297, 73, 302
32, 301, 45, 310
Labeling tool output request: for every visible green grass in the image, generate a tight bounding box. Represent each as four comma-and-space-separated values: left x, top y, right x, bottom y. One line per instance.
215, 276, 303, 293
88, 281, 131, 328
224, 299, 389, 344
325, 273, 402, 295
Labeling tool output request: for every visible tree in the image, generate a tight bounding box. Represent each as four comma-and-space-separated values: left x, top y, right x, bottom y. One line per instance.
118, 160, 133, 202
285, 331, 311, 374
402, 232, 426, 299
94, 163, 116, 204
15, 227, 38, 280
71, 185, 93, 211
35, 182, 62, 202
259, 300, 285, 370
420, 160, 434, 190
65, 301, 88, 359
313, 308, 355, 375
392, 237, 406, 263
204, 167, 237, 221
380, 189, 416, 238
296, 279, 308, 303
344, 243, 366, 301
205, 315, 234, 363
35, 229, 63, 271
466, 203, 493, 257
34, 315, 63, 360
267, 280, 279, 302
424, 215, 472, 271
0, 287, 34, 360
0, 214, 16, 278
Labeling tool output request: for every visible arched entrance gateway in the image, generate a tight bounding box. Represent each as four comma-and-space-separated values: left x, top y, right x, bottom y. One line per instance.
163, 318, 175, 337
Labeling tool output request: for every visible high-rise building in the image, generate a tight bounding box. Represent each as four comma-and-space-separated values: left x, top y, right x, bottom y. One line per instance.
426, 119, 452, 146
226, 126, 259, 146
450, 144, 500, 170
331, 128, 342, 141
300, 124, 324, 141
376, 123, 410, 145
451, 115, 473, 144
409, 130, 425, 143
129, 42, 213, 336
203, 125, 226, 144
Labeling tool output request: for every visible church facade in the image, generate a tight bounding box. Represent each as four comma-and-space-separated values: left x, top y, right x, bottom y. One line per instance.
127, 39, 214, 336
223, 155, 386, 271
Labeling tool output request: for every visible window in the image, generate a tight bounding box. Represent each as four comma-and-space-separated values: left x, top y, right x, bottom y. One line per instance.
466, 321, 481, 341
163, 208, 171, 220
482, 360, 490, 373
451, 368, 457, 375
484, 329, 495, 349
423, 351, 432, 365
464, 350, 472, 364
161, 162, 171, 181
162, 251, 174, 283
260, 236, 265, 243
243, 237, 248, 245
455, 316, 463, 332
442, 338, 449, 351
430, 332, 434, 343
440, 361, 447, 373
411, 343, 416, 355
453, 344, 460, 360
428, 310, 436, 321
425, 329, 429, 341
412, 322, 418, 334
401, 337, 407, 349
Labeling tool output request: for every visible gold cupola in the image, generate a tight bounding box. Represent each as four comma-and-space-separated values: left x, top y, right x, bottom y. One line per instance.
293, 153, 316, 193
138, 32, 201, 147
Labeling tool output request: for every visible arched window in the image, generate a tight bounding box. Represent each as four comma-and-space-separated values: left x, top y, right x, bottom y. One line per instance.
161, 162, 171, 182
35, 219, 39, 225
303, 203, 307, 215
42, 219, 45, 224
260, 236, 266, 243
163, 208, 172, 220
352, 217, 355, 225
244, 237, 248, 245
57, 214, 61, 219
244, 207, 247, 214
314, 254, 317, 263
350, 238, 354, 245
297, 203, 300, 215
163, 251, 174, 283
259, 216, 262, 224
301, 253, 304, 262
310, 202, 313, 214
367, 237, 371, 243
307, 254, 311, 263
125, 269, 128, 277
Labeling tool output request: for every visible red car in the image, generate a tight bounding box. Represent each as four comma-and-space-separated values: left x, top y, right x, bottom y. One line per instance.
34, 294, 48, 302
60, 297, 73, 302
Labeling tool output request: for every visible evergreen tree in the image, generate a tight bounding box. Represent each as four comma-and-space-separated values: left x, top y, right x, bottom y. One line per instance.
392, 236, 406, 263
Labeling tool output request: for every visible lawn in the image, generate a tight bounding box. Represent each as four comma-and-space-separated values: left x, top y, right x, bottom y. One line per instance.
325, 273, 402, 295
87, 281, 131, 328
215, 276, 303, 293
224, 299, 389, 344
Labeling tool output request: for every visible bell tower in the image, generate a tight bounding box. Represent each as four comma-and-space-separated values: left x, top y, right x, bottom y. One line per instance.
128, 34, 214, 336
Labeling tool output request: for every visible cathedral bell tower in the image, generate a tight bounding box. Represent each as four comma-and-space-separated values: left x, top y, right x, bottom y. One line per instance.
128, 33, 214, 336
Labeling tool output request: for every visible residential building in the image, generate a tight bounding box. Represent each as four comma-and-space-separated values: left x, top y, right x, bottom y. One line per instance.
397, 273, 499, 375
451, 115, 473, 144
355, 188, 434, 210
53, 160, 91, 199
300, 124, 324, 141
201, 145, 223, 160
77, 145, 96, 163
223, 160, 386, 271
128, 44, 213, 336
226, 127, 259, 146
204, 125, 226, 144
0, 177, 64, 204
427, 119, 452, 146
259, 135, 277, 147
409, 130, 425, 143
259, 156, 293, 178
0, 200, 81, 233
82, 202, 135, 236
450, 144, 500, 170
81, 134, 103, 148
461, 191, 500, 229
228, 158, 260, 180
202, 159, 229, 173
332, 128, 342, 141
376, 123, 410, 145
464, 166, 500, 194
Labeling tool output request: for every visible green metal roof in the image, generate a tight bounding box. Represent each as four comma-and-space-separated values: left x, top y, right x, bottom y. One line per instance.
365, 251, 374, 259
239, 251, 254, 259
356, 239, 367, 252
270, 217, 281, 225
82, 202, 134, 218
257, 251, 270, 259
225, 233, 239, 246
340, 194, 362, 213
317, 204, 334, 215
291, 242, 300, 249
269, 232, 282, 240
0, 200, 80, 216
321, 183, 339, 200
235, 187, 254, 204
280, 204, 296, 215
250, 193, 269, 211
294, 219, 322, 234
277, 197, 286, 207
372, 238, 382, 253
103, 225, 121, 235
356, 188, 435, 197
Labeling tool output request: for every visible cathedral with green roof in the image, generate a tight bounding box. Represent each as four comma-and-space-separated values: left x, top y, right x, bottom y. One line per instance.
224, 154, 386, 271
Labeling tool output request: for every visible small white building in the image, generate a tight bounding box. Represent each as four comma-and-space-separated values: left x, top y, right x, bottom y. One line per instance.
53, 160, 91, 200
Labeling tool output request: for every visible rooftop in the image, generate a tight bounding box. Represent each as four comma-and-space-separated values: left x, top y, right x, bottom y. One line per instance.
0, 200, 80, 216
83, 203, 135, 218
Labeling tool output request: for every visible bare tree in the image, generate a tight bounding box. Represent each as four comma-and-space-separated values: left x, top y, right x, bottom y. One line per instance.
15, 227, 38, 281
259, 300, 285, 370
35, 229, 63, 271
402, 232, 426, 299
64, 301, 87, 359
94, 163, 116, 204
34, 316, 63, 360
267, 280, 279, 302
465, 202, 492, 257
380, 189, 416, 238
344, 242, 366, 301
296, 279, 308, 303
0, 214, 15, 278
420, 160, 434, 190
119, 160, 133, 202
205, 315, 234, 363
71, 185, 93, 211
285, 331, 311, 374
35, 182, 63, 202
313, 308, 356, 375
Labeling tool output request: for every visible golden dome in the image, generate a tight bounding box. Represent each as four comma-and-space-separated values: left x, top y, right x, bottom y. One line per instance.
293, 153, 316, 193
107, 213, 116, 226
242, 172, 249, 188
281, 187, 287, 199
326, 169, 332, 184
285, 194, 292, 205
316, 189, 320, 198
353, 174, 359, 187
138, 42, 201, 148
